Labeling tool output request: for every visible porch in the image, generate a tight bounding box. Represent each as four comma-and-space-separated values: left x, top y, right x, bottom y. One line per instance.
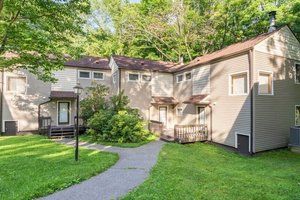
149, 121, 208, 143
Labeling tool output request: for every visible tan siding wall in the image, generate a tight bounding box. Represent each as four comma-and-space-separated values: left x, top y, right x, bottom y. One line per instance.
253, 51, 300, 152
192, 65, 210, 95
152, 72, 173, 97
254, 26, 300, 60
210, 53, 251, 147
2, 69, 51, 131
51, 67, 77, 91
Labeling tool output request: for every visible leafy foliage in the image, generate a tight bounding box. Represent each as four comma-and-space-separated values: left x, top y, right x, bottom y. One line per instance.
82, 0, 300, 63
0, 0, 90, 81
80, 83, 110, 122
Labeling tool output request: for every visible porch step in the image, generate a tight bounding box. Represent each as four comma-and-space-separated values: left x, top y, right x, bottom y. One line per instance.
49, 126, 75, 138
160, 134, 175, 142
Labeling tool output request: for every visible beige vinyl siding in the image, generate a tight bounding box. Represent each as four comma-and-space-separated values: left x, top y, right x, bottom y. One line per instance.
254, 26, 300, 61
210, 53, 251, 147
253, 51, 300, 152
121, 70, 152, 120
2, 69, 51, 132
192, 65, 210, 95
51, 67, 77, 91
152, 72, 173, 97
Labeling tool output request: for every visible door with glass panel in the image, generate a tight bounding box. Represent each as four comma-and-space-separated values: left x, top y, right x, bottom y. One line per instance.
58, 102, 70, 125
197, 107, 206, 125
159, 106, 167, 127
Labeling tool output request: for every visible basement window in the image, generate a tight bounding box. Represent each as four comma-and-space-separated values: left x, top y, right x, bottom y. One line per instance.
258, 71, 273, 95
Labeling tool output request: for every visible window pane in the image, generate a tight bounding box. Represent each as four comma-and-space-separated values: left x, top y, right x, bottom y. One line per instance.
259, 73, 272, 94
93, 72, 103, 79
79, 71, 90, 78
177, 74, 183, 82
296, 64, 300, 83
185, 73, 192, 80
198, 107, 205, 124
7, 77, 26, 93
129, 74, 139, 81
142, 75, 151, 81
296, 106, 300, 126
231, 73, 247, 95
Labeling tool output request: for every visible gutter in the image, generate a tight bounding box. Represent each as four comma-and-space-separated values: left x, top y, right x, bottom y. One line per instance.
248, 49, 254, 154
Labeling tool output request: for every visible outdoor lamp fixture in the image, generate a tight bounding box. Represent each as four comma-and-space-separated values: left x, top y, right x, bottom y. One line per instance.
73, 82, 83, 161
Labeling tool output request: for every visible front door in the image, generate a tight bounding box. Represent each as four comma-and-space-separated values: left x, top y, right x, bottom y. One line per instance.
197, 107, 205, 125
58, 102, 70, 125
159, 106, 167, 127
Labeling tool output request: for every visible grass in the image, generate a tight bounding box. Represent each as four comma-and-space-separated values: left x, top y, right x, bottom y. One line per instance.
124, 143, 300, 200
80, 134, 157, 148
0, 135, 118, 200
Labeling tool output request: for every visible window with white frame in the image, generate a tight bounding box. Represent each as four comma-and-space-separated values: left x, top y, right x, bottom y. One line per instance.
128, 73, 139, 81
177, 107, 183, 116
295, 64, 300, 84
142, 74, 151, 82
79, 71, 90, 79
6, 76, 26, 94
230, 72, 248, 95
258, 71, 273, 95
176, 74, 183, 83
296, 106, 300, 126
185, 72, 192, 80
93, 72, 104, 80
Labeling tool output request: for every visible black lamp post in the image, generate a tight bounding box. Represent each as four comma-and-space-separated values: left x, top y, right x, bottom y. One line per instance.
73, 82, 83, 161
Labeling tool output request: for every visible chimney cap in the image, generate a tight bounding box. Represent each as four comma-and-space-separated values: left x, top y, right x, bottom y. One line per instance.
269, 11, 277, 16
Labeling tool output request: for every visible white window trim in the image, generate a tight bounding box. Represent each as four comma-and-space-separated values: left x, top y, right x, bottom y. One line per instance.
295, 105, 300, 126
234, 132, 251, 152
184, 71, 192, 81
78, 70, 91, 79
176, 74, 184, 83
57, 101, 72, 126
128, 73, 140, 82
176, 107, 183, 116
258, 70, 274, 96
294, 63, 300, 84
92, 71, 104, 80
2, 120, 19, 133
5, 75, 28, 94
228, 70, 249, 96
141, 74, 152, 82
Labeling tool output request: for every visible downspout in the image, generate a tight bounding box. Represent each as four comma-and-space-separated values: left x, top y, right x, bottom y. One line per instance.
0, 69, 4, 133
118, 68, 122, 94
248, 49, 254, 154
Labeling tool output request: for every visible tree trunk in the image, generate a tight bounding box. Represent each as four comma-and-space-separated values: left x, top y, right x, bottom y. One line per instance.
0, 0, 3, 15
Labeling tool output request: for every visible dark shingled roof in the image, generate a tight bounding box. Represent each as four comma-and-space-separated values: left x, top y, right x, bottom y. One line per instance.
64, 56, 110, 70
183, 94, 209, 104
112, 55, 182, 72
50, 91, 76, 99
151, 96, 179, 105
174, 26, 285, 72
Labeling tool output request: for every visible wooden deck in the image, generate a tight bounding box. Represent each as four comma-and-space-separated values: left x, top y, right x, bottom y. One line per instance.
174, 124, 208, 143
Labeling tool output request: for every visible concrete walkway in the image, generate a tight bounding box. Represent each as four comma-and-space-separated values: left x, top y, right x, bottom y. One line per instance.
41, 139, 165, 200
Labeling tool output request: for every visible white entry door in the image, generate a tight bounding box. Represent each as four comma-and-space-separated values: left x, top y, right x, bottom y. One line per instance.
197, 107, 206, 125
58, 102, 70, 125
159, 106, 167, 127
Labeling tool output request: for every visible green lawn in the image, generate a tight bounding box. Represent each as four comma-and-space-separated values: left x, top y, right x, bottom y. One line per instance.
80, 134, 157, 148
0, 135, 118, 200
124, 143, 300, 200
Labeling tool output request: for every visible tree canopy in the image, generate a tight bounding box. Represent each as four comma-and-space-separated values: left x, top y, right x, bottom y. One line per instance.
0, 0, 90, 81
82, 0, 300, 63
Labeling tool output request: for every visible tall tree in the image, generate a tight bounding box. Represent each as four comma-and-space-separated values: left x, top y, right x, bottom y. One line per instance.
0, 0, 90, 81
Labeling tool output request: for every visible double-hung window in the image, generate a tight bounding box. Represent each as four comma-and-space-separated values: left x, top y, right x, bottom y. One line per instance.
93, 72, 104, 80
6, 76, 27, 94
128, 73, 139, 81
258, 71, 273, 95
296, 106, 300, 126
230, 72, 248, 95
295, 64, 300, 84
142, 74, 151, 82
176, 74, 183, 83
79, 71, 90, 79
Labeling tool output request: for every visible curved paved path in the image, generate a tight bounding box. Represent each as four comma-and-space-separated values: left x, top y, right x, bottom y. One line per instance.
41, 139, 164, 200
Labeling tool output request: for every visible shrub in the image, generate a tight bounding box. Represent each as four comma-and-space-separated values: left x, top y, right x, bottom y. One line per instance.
87, 110, 113, 141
